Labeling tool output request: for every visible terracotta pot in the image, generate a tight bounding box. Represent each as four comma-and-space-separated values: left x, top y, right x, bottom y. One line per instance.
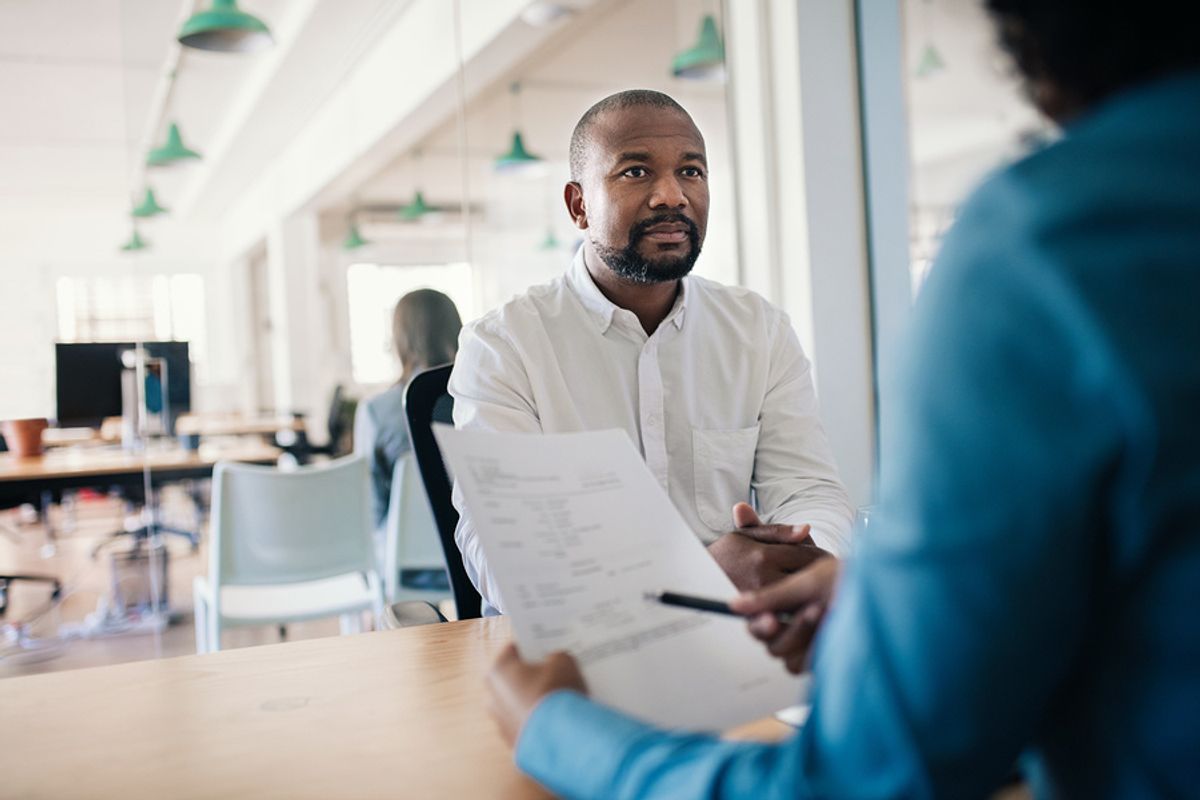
1, 418, 49, 458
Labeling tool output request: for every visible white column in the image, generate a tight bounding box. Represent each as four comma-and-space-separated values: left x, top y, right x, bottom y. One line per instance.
265, 213, 324, 429
726, 0, 877, 505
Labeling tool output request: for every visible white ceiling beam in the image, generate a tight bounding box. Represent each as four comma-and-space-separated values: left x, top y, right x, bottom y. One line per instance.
215, 0, 598, 263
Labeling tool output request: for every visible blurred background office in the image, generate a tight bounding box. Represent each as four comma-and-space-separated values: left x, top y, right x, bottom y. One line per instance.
0, 0, 1047, 676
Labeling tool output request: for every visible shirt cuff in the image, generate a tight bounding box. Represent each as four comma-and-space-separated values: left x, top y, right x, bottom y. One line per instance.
515, 690, 655, 800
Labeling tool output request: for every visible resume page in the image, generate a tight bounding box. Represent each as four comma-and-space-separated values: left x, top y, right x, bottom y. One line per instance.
435, 426, 804, 731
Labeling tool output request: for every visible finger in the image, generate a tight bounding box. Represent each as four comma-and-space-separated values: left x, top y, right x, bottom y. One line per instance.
731, 502, 761, 529
730, 564, 828, 615
766, 614, 818, 658
747, 612, 781, 640
493, 642, 521, 669
735, 523, 812, 545
766, 542, 827, 573
784, 652, 808, 675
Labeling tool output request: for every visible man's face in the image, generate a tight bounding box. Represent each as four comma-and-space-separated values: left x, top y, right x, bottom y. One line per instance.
569, 106, 709, 284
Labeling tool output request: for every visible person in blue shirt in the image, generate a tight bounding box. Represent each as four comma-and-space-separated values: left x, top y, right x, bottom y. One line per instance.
481, 1, 1200, 797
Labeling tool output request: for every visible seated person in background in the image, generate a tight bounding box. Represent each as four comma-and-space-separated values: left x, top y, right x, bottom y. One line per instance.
449, 90, 855, 615
354, 289, 462, 532
483, 1, 1200, 797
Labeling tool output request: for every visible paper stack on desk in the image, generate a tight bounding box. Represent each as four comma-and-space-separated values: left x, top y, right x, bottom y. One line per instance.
435, 426, 805, 731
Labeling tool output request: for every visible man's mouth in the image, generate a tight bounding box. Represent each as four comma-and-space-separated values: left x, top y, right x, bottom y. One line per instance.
640, 222, 691, 243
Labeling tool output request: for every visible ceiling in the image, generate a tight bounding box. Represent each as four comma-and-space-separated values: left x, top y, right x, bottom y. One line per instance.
0, 0, 1039, 267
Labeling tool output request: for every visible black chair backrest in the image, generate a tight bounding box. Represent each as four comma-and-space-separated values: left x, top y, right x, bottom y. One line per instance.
404, 364, 482, 620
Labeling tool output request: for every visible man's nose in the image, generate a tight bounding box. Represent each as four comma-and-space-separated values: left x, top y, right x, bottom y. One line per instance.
648, 175, 687, 209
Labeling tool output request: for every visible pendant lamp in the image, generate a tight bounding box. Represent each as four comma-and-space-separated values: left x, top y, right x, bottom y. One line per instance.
538, 228, 561, 251
178, 0, 273, 53
915, 44, 946, 78
120, 229, 149, 253
342, 223, 369, 251
132, 187, 168, 218
672, 14, 725, 81
399, 190, 432, 221
495, 83, 544, 175
147, 123, 201, 167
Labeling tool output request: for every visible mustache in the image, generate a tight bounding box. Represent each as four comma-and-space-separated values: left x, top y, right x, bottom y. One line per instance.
628, 213, 699, 243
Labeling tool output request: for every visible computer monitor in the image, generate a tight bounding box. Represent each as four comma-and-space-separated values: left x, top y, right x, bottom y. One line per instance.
55, 341, 191, 429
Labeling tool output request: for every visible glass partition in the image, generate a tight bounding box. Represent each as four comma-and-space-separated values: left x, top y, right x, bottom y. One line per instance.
1, 0, 745, 675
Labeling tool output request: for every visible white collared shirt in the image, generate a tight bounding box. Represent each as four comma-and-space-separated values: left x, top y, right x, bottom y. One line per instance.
449, 249, 854, 614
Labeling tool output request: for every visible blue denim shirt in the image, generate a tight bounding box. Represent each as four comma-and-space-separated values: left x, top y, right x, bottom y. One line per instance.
512, 71, 1200, 800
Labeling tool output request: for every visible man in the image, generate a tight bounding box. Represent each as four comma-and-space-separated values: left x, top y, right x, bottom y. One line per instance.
483, 1, 1200, 797
450, 90, 854, 615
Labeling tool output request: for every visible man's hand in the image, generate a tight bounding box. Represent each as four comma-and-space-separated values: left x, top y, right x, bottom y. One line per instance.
486, 643, 588, 747
729, 557, 841, 674
706, 502, 829, 590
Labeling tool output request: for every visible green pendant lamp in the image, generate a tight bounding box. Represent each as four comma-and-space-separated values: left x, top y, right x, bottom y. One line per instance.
120, 228, 149, 253
399, 190, 432, 221
132, 187, 168, 218
147, 122, 201, 167
495, 83, 544, 174
178, 0, 273, 53
672, 14, 725, 80
915, 44, 946, 78
342, 223, 369, 251
495, 131, 544, 173
538, 227, 561, 251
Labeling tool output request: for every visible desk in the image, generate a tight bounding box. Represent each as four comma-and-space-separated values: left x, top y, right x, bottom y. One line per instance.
173, 414, 306, 438
0, 618, 790, 798
0, 441, 281, 507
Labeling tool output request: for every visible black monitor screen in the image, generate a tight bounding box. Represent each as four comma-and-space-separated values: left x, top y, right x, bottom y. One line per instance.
55, 341, 191, 428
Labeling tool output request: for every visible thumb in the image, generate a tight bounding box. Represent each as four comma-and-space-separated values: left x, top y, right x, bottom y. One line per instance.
732, 502, 761, 529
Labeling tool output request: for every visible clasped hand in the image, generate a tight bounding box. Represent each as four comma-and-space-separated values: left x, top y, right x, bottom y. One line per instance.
707, 502, 829, 590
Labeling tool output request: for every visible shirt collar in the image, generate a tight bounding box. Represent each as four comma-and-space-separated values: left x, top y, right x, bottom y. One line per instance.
566, 246, 689, 335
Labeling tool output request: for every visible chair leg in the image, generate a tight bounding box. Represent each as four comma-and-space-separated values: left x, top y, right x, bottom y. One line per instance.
207, 598, 222, 653
339, 612, 363, 635
192, 580, 208, 655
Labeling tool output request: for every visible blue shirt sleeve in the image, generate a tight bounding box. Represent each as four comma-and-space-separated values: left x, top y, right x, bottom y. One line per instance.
512, 167, 1129, 798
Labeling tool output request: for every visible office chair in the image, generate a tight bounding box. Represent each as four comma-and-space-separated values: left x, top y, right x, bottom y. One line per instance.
284, 385, 357, 462
193, 455, 385, 653
404, 364, 482, 620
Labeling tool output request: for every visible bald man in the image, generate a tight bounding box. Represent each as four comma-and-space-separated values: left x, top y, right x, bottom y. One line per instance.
449, 90, 854, 615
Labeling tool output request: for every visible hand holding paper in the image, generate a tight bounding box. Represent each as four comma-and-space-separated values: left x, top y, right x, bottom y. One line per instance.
435, 425, 805, 730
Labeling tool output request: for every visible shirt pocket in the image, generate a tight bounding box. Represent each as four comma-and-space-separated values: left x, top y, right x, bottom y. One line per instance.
692, 425, 761, 533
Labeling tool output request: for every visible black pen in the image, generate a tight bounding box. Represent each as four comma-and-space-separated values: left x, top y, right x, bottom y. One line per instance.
645, 590, 795, 624
646, 590, 739, 617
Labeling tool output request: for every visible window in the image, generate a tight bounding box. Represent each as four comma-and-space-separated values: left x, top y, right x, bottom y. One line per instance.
56, 273, 208, 379
346, 262, 475, 385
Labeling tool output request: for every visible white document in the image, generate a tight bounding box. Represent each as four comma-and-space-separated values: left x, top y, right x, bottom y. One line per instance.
435, 425, 804, 731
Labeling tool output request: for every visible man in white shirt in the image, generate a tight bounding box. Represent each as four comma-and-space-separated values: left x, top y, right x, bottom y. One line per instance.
450, 90, 853, 615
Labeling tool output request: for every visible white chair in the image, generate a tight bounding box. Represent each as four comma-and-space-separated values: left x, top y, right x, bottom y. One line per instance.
382, 452, 452, 607
193, 455, 385, 654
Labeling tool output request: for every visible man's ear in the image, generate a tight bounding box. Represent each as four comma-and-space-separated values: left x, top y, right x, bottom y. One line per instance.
564, 181, 587, 230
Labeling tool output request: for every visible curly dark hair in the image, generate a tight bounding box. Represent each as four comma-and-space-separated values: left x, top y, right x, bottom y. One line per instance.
985, 0, 1200, 117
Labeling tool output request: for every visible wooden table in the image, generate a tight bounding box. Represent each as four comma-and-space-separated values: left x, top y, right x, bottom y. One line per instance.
0, 441, 281, 506
0, 618, 792, 799
173, 414, 307, 438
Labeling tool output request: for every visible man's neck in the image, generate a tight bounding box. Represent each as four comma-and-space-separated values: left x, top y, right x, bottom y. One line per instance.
583, 246, 679, 336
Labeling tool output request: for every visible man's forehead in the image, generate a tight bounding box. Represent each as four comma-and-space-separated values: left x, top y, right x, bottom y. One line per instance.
589, 106, 705, 160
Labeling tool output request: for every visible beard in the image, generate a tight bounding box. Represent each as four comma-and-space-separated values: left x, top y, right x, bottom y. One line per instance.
592, 213, 703, 284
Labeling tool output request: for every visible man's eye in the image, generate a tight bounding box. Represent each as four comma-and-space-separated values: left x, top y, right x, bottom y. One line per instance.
681, 167, 705, 178
623, 167, 648, 178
